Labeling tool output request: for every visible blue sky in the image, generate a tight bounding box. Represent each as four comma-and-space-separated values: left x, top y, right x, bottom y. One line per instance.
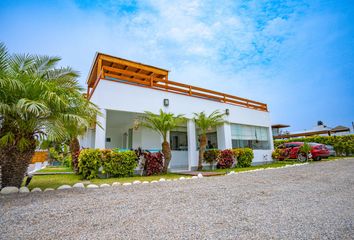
0, 0, 353, 131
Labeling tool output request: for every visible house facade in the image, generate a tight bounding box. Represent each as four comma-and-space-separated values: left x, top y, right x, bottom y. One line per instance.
80, 53, 274, 170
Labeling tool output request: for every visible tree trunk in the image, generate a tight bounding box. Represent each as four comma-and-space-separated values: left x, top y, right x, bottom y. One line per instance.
0, 139, 36, 188
198, 134, 207, 171
69, 137, 80, 174
161, 141, 171, 174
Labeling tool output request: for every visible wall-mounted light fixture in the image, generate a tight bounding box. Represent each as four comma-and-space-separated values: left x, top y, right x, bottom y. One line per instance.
225, 108, 230, 115
163, 98, 169, 107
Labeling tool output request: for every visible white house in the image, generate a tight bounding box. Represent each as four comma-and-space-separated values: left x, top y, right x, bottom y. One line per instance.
80, 53, 274, 170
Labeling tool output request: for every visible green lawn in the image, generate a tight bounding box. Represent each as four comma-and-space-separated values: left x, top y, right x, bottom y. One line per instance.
37, 166, 73, 173
202, 160, 299, 173
25, 173, 183, 190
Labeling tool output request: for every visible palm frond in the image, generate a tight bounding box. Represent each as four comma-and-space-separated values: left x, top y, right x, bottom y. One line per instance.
0, 42, 9, 74
194, 110, 226, 134
16, 98, 50, 117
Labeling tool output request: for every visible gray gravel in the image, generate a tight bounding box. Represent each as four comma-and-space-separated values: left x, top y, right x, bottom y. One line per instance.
1, 159, 354, 240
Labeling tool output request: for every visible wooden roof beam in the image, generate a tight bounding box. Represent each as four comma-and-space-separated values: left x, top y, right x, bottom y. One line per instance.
99, 54, 168, 77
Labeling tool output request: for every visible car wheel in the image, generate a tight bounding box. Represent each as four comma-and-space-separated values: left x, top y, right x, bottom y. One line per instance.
297, 154, 307, 162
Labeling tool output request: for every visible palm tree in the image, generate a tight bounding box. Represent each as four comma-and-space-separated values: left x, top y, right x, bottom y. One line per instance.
0, 43, 100, 188
65, 99, 100, 173
139, 109, 185, 173
194, 110, 226, 170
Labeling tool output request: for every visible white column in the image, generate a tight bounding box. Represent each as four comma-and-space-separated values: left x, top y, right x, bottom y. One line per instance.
268, 126, 274, 150
217, 123, 232, 149
187, 119, 197, 171
95, 108, 106, 149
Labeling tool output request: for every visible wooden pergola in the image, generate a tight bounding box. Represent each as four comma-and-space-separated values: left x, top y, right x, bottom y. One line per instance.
86, 53, 268, 111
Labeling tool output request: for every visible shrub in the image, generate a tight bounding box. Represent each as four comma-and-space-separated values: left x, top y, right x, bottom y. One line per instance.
272, 148, 285, 160
143, 152, 164, 176
233, 148, 253, 167
216, 149, 234, 169
78, 149, 101, 179
78, 149, 138, 179
204, 149, 220, 169
103, 151, 138, 177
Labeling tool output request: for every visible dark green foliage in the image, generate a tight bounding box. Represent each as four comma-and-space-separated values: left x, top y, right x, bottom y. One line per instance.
103, 151, 137, 177
233, 148, 254, 167
78, 149, 137, 180
78, 149, 101, 180
274, 135, 354, 156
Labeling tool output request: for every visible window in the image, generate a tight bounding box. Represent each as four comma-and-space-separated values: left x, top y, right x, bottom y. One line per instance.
231, 124, 270, 150
170, 131, 188, 151
195, 129, 218, 150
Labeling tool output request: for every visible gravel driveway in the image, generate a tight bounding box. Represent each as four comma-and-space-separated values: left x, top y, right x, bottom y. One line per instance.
1, 159, 354, 240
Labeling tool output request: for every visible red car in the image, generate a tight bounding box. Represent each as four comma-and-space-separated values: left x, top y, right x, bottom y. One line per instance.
277, 142, 330, 161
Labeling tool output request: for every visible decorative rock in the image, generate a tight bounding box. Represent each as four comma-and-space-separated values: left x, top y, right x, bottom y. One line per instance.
73, 183, 85, 188
122, 182, 132, 186
100, 184, 110, 188
57, 185, 72, 190
197, 173, 203, 178
150, 180, 158, 183
86, 184, 99, 189
142, 181, 149, 184
173, 179, 178, 181
44, 188, 54, 192
179, 177, 186, 180
159, 178, 166, 182
1, 186, 19, 194
31, 187, 42, 192
112, 182, 121, 187
133, 180, 141, 185
191, 176, 198, 179
19, 187, 30, 193
166, 179, 172, 182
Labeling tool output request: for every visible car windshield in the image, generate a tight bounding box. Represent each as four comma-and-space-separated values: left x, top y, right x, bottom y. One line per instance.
285, 143, 301, 148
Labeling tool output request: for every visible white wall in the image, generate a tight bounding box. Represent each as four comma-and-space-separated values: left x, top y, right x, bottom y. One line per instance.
91, 80, 272, 127
105, 127, 124, 149
252, 150, 273, 164
170, 151, 189, 169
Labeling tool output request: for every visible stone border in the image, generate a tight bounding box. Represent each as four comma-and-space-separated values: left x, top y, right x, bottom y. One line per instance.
0, 163, 309, 195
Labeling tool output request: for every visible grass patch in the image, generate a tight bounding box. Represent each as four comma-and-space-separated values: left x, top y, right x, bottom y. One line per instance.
37, 166, 73, 173
203, 160, 299, 173
25, 173, 182, 190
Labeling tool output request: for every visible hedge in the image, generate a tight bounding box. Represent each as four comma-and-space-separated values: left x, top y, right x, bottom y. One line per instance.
232, 148, 254, 167
78, 149, 137, 179
204, 148, 254, 168
274, 135, 354, 156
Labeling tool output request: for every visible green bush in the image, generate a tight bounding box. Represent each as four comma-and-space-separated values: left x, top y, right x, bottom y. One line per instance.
78, 149, 138, 179
232, 148, 254, 167
78, 149, 101, 180
274, 135, 354, 156
103, 151, 137, 177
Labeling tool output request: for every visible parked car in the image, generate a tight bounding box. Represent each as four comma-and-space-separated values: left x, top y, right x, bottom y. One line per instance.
325, 145, 336, 157
276, 142, 330, 161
